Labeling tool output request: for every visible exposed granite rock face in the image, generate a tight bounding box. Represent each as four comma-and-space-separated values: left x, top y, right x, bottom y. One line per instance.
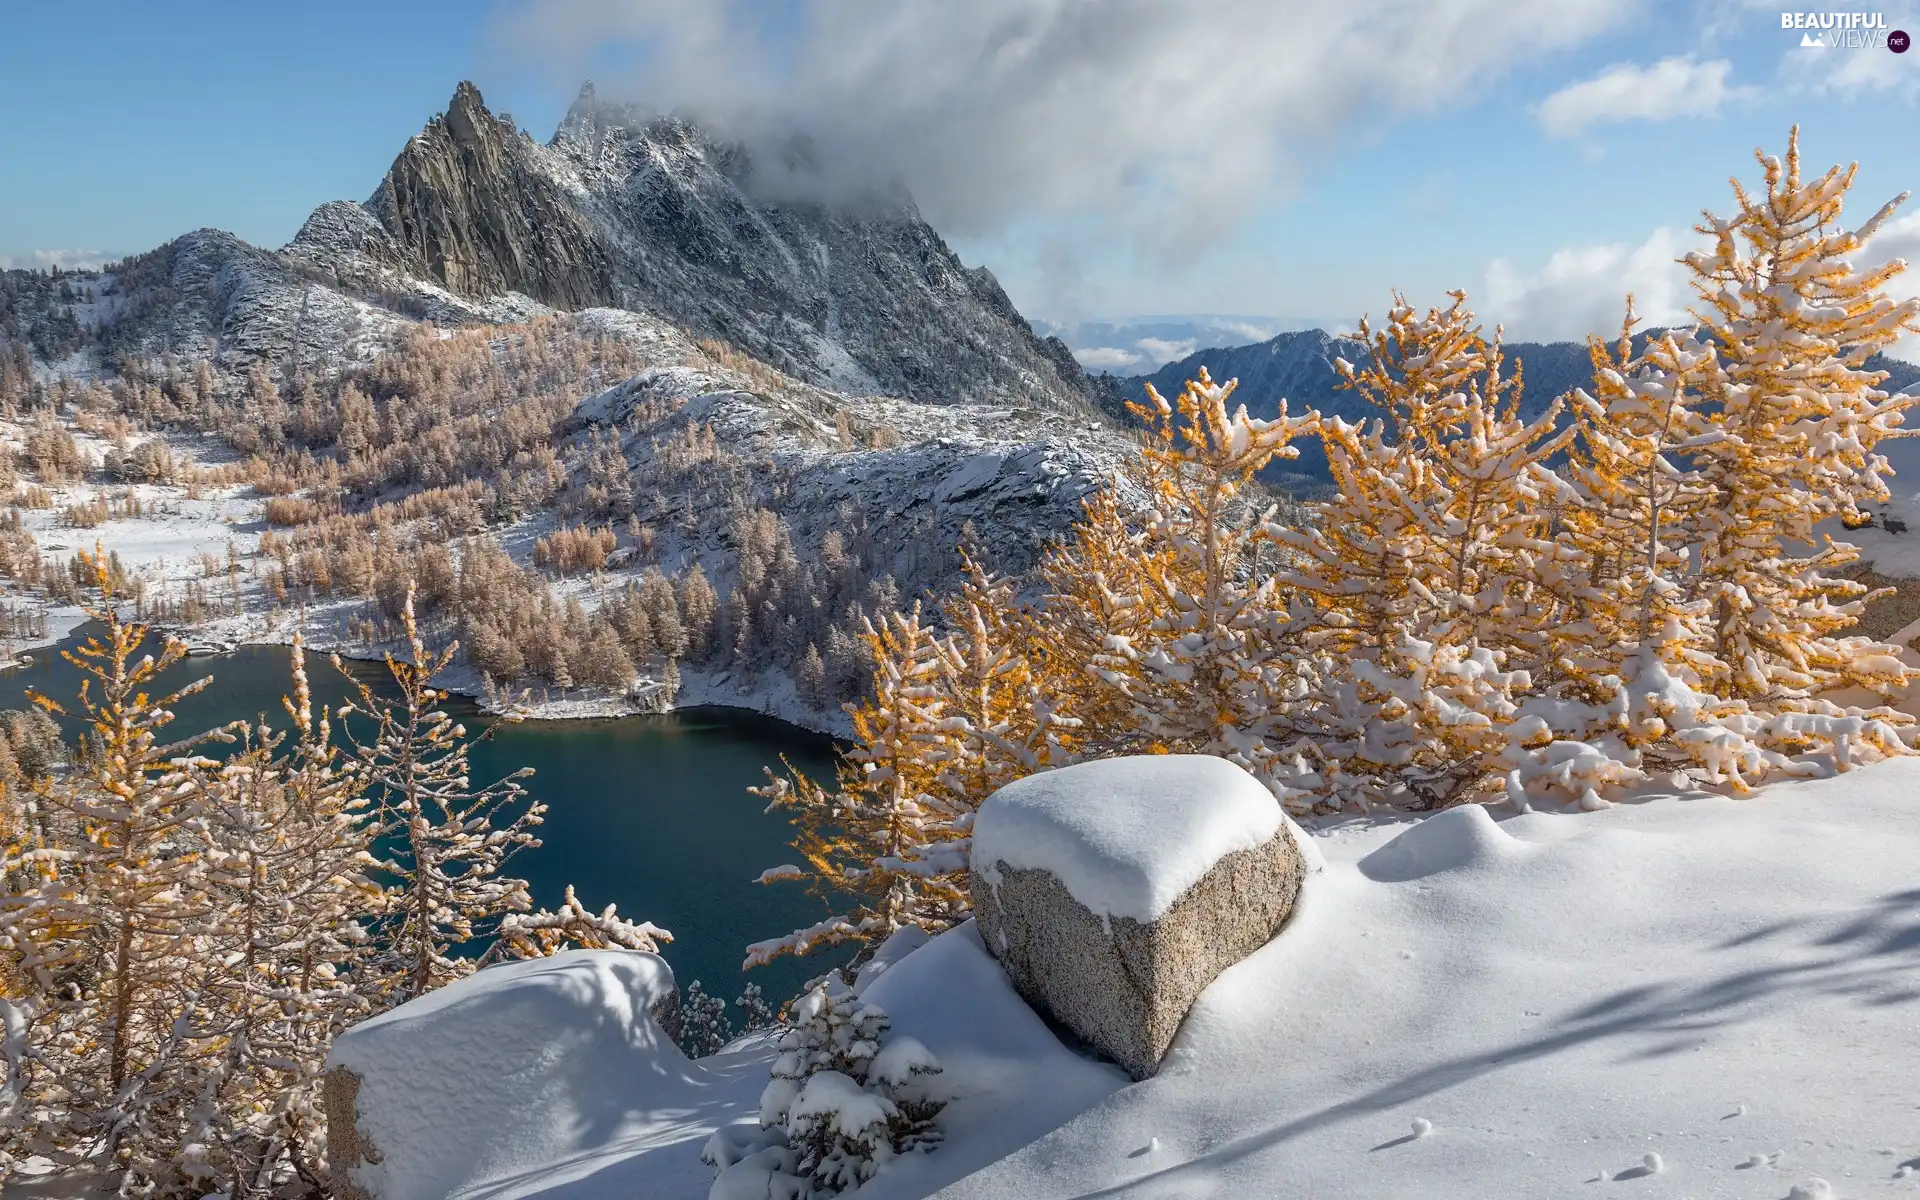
972, 833, 1306, 1081
1834, 562, 1920, 642
367, 81, 619, 311
968, 756, 1311, 1083
321, 1067, 379, 1200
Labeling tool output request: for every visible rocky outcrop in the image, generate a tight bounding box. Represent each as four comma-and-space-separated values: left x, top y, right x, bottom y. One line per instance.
367, 82, 619, 310
321, 1067, 378, 1200
969, 756, 1311, 1080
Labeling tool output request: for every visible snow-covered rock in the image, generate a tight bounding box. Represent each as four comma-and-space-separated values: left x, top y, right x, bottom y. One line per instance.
323, 950, 689, 1200
968, 755, 1313, 1079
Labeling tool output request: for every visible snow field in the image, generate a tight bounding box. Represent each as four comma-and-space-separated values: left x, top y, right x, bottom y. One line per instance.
935, 762, 1920, 1199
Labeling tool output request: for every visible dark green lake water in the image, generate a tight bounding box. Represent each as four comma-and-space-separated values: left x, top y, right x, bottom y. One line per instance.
0, 626, 850, 1009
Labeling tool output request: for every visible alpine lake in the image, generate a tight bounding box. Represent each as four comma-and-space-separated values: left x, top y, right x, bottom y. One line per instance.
0, 625, 851, 1010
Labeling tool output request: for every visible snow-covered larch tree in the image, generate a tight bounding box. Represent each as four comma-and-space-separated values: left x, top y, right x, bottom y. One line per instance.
910, 552, 1078, 874
748, 606, 967, 968
1042, 368, 1321, 791
1558, 308, 1719, 662
340, 588, 543, 1005
1682, 127, 1920, 702
181, 636, 381, 1196
0, 554, 236, 1191
1277, 293, 1575, 809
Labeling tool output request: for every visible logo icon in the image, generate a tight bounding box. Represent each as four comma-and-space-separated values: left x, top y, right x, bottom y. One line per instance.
1801, 30, 1826, 46
1891, 28, 1911, 51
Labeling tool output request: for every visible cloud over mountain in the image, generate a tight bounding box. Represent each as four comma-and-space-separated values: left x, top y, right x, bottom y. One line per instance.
488, 0, 1633, 255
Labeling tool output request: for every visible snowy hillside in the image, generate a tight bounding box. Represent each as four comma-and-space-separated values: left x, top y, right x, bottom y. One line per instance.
316, 757, 1920, 1200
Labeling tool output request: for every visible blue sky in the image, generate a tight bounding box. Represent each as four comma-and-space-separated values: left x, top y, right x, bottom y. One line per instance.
3, 1, 1918, 347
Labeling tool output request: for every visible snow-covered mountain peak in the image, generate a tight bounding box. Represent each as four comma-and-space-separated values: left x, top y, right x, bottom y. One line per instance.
347, 80, 1093, 411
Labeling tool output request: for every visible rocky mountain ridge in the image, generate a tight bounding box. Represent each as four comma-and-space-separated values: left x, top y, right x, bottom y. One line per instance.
362, 81, 1095, 411
5, 82, 1096, 416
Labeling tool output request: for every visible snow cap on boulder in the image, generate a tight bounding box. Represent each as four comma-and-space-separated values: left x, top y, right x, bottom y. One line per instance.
970, 755, 1314, 1079
323, 949, 684, 1200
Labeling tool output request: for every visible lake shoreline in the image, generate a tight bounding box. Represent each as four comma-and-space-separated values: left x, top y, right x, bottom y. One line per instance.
8, 604, 855, 742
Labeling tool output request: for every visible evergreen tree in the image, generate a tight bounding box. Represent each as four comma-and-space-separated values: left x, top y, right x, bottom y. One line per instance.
704, 972, 945, 1197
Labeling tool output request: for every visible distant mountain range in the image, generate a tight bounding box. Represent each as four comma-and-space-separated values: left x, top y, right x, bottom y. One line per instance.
1033, 315, 1340, 376
1100, 328, 1920, 491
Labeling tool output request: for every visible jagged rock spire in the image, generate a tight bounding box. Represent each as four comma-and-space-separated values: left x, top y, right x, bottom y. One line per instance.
365, 81, 618, 308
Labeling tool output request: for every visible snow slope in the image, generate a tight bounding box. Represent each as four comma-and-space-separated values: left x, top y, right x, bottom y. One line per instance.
327, 756, 1920, 1199
935, 765, 1920, 1200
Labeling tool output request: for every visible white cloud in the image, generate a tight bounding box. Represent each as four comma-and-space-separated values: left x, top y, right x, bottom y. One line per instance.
1214, 321, 1284, 344
1535, 56, 1755, 138
1134, 337, 1198, 364
1482, 225, 1704, 341
1859, 208, 1920, 362
1482, 202, 1920, 352
490, 0, 1636, 254
1073, 336, 1208, 374
0, 248, 114, 272
1073, 346, 1146, 372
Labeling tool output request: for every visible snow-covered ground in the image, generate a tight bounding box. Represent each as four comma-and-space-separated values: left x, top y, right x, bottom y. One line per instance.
326, 752, 1920, 1200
